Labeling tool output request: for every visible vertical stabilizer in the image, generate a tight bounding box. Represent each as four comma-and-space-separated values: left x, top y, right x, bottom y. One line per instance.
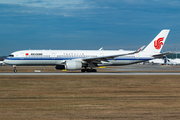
143, 29, 170, 54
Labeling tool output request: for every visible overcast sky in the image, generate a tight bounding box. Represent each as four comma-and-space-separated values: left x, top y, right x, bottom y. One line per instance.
0, 0, 180, 55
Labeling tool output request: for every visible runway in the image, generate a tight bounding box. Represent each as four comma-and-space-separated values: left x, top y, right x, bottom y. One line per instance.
1, 64, 180, 75
1, 72, 180, 75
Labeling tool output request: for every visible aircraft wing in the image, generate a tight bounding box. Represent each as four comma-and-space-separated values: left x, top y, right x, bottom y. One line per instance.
83, 46, 145, 63
152, 52, 174, 58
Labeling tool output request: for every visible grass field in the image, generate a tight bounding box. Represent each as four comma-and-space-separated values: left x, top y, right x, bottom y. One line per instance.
0, 75, 180, 120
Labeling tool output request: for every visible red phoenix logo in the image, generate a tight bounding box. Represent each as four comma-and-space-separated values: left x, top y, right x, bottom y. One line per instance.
154, 37, 164, 50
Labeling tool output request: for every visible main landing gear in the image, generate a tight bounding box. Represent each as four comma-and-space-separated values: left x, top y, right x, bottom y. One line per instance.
81, 69, 97, 72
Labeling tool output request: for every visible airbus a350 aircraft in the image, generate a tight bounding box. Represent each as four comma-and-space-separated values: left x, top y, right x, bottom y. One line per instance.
4, 29, 171, 73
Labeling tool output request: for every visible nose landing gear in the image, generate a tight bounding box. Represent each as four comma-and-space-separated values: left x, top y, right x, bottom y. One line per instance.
13, 65, 17, 73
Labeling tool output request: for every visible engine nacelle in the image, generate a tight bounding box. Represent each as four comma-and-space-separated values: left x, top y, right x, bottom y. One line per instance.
65, 60, 82, 70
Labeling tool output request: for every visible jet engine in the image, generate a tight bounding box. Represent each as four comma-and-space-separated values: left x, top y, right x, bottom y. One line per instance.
55, 60, 82, 70
65, 60, 82, 70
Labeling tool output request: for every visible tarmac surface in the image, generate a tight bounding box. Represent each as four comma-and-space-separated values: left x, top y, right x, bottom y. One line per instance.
1, 72, 180, 75
1, 64, 180, 75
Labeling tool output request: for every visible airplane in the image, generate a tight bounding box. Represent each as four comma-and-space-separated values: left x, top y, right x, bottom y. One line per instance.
169, 58, 180, 65
149, 56, 177, 65
163, 56, 177, 65
4, 29, 172, 73
0, 61, 4, 66
149, 58, 164, 65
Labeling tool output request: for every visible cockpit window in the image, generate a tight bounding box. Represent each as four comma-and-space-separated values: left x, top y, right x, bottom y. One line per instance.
8, 54, 14, 57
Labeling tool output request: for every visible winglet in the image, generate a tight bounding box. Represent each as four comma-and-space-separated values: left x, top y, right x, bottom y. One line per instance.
132, 45, 145, 54
137, 45, 145, 52
99, 47, 103, 51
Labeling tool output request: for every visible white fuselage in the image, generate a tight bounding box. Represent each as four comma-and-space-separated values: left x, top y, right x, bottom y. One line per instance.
4, 50, 154, 66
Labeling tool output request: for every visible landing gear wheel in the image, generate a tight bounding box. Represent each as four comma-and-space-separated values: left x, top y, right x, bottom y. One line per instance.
81, 68, 97, 72
92, 69, 97, 72
87, 69, 97, 72
14, 69, 17, 73
81, 69, 86, 72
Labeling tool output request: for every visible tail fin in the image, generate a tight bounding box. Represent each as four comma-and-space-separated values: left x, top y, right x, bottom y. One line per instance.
143, 29, 170, 54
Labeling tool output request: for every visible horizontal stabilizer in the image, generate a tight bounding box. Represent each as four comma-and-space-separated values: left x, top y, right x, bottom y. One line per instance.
153, 52, 174, 58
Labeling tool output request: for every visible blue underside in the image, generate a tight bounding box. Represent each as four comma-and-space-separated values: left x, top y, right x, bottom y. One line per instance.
6, 57, 152, 61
